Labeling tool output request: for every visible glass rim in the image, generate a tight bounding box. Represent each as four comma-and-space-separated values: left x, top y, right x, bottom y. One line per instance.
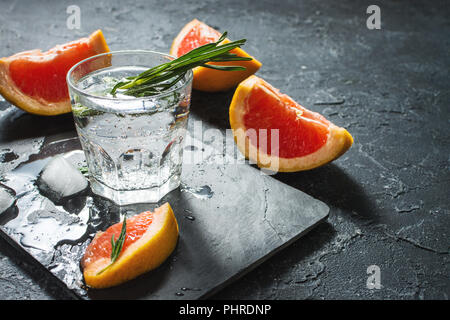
66, 50, 193, 101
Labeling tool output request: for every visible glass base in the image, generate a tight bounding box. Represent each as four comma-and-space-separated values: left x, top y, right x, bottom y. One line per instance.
89, 174, 181, 205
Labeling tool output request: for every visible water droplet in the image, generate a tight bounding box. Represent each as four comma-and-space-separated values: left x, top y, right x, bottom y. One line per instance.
0, 149, 19, 163
175, 292, 184, 296
180, 184, 214, 200
0, 183, 16, 215
185, 145, 198, 151
181, 287, 201, 291
184, 215, 195, 221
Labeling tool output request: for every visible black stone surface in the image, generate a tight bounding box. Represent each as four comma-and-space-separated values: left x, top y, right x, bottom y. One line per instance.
0, 134, 329, 300
0, 0, 449, 300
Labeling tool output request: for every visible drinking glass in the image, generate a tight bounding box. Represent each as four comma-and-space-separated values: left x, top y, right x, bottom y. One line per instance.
67, 51, 193, 205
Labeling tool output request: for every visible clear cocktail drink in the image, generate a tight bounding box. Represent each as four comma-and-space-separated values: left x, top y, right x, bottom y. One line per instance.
67, 51, 193, 205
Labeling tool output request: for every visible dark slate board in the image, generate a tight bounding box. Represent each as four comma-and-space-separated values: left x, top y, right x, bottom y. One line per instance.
0, 131, 329, 299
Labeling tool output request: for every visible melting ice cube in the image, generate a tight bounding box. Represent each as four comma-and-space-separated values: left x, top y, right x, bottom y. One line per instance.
37, 155, 88, 203
0, 183, 16, 214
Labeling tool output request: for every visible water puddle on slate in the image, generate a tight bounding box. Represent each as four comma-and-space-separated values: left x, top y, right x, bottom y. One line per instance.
0, 137, 164, 298
0, 149, 19, 163
0, 136, 215, 298
1, 149, 104, 297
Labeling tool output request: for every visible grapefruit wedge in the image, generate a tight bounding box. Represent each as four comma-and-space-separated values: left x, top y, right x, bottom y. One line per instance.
0, 30, 109, 116
81, 203, 179, 289
229, 75, 353, 172
170, 19, 262, 92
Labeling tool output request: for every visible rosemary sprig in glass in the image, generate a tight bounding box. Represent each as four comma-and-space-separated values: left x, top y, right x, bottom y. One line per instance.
110, 32, 252, 97
96, 217, 127, 275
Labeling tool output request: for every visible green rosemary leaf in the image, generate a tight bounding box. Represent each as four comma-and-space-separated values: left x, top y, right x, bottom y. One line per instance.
72, 104, 104, 117
78, 166, 89, 175
134, 61, 173, 80
110, 81, 130, 95
210, 56, 253, 62
217, 31, 227, 44
200, 64, 247, 71
110, 234, 116, 251
111, 217, 127, 263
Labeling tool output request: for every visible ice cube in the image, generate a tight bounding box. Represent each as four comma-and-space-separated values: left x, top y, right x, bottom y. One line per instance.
37, 155, 88, 203
0, 183, 16, 214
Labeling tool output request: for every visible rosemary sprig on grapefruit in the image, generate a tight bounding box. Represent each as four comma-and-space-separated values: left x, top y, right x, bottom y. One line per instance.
81, 203, 179, 289
95, 217, 127, 276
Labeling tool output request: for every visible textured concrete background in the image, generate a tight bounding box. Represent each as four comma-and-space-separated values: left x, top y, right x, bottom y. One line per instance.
0, 0, 449, 299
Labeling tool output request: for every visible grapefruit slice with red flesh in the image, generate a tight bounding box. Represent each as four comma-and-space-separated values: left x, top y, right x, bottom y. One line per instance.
81, 203, 179, 289
0, 30, 110, 116
170, 19, 262, 92
229, 75, 353, 172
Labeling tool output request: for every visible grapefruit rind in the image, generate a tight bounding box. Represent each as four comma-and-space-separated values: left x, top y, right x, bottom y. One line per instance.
170, 19, 262, 92
0, 30, 109, 116
82, 203, 179, 289
229, 75, 353, 172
